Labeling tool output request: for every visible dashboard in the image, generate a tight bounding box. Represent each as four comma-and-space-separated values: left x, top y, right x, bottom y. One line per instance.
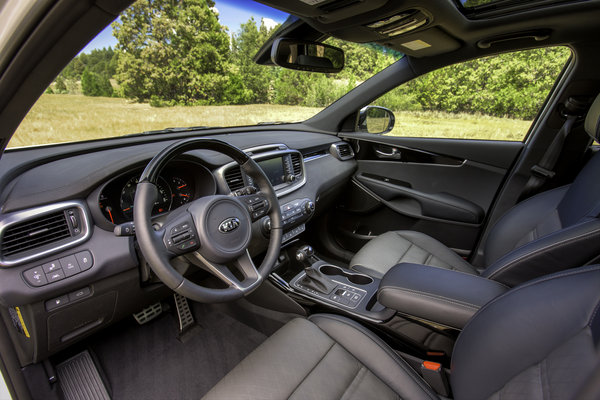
0, 130, 357, 365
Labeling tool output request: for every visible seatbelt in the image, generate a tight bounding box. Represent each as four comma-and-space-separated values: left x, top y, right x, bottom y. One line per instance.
520, 97, 590, 200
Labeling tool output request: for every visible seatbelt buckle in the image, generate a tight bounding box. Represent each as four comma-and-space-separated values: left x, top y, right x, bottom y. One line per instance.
530, 164, 556, 179
420, 361, 450, 397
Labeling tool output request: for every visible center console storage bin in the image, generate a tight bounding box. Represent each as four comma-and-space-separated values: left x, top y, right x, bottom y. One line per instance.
378, 263, 508, 329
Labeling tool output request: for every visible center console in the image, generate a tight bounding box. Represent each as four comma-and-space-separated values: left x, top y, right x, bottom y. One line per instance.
270, 249, 395, 323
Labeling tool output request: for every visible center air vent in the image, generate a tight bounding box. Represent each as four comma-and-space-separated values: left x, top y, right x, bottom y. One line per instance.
0, 202, 90, 267
291, 153, 303, 176
224, 167, 245, 191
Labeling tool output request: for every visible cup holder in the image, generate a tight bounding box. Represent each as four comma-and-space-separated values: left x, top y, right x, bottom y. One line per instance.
319, 265, 373, 285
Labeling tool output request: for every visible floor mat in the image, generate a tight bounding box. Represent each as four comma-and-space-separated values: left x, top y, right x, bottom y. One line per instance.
90, 305, 267, 399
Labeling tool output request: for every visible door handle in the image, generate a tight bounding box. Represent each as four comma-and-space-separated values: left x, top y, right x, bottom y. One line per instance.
375, 148, 401, 159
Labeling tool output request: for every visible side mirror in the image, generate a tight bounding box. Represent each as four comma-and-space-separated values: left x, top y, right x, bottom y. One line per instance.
357, 106, 395, 134
271, 38, 344, 73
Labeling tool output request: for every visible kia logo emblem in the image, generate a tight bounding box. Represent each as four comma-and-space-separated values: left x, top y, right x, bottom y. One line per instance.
219, 217, 240, 233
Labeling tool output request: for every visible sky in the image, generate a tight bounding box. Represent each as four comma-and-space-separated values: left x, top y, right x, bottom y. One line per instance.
80, 0, 289, 54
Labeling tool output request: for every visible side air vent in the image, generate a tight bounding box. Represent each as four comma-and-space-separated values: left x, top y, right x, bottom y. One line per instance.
1, 211, 70, 257
224, 167, 245, 191
291, 153, 303, 176
330, 142, 355, 161
0, 201, 91, 267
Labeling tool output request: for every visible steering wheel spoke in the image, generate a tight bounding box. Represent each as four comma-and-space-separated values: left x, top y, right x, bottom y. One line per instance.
188, 250, 261, 293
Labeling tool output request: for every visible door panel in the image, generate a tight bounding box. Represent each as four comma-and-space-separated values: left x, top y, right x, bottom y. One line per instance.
333, 135, 523, 256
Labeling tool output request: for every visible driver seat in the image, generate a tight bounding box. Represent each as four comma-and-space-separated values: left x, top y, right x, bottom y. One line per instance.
202, 265, 600, 399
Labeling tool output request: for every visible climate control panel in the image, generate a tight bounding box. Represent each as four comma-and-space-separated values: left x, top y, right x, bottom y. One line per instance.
263, 198, 314, 242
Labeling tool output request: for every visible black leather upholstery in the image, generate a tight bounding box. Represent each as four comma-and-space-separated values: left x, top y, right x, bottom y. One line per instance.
202, 314, 439, 400
203, 265, 600, 399
351, 231, 477, 279
378, 263, 508, 329
350, 93, 600, 286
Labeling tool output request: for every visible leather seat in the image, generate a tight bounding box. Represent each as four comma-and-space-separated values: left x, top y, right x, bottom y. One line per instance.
203, 265, 600, 399
350, 94, 600, 286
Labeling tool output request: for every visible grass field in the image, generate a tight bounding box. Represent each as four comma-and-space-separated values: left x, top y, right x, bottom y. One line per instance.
9, 94, 532, 148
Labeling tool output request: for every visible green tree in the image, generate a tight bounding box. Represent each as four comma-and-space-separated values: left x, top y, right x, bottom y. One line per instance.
112, 0, 230, 104
229, 18, 276, 104
81, 68, 114, 97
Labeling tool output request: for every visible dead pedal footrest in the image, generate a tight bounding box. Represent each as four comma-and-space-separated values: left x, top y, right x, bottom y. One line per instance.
132, 302, 162, 325
174, 293, 194, 332
56, 350, 110, 400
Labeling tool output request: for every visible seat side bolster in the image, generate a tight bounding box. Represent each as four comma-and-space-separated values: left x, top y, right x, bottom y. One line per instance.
482, 219, 600, 286
483, 185, 569, 266
309, 313, 440, 400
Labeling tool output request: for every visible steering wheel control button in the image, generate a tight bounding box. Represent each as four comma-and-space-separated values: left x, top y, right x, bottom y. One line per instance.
240, 193, 270, 221
75, 251, 93, 271
165, 217, 198, 254
45, 295, 69, 312
42, 261, 61, 274
23, 267, 48, 286
59, 255, 81, 277
68, 287, 91, 302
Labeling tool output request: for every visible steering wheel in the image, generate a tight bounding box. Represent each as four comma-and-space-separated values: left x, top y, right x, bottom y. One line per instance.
133, 138, 282, 302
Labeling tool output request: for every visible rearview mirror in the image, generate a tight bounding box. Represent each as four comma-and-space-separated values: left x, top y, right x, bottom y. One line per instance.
271, 38, 344, 73
357, 106, 395, 134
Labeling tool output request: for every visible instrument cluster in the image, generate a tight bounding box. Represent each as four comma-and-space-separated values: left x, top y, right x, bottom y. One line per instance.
97, 160, 215, 225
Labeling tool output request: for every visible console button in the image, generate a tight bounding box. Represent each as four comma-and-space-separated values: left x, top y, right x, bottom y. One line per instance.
23, 267, 48, 287
75, 251, 93, 271
68, 287, 91, 302
45, 295, 69, 311
42, 260, 61, 274
59, 255, 81, 277
46, 270, 65, 283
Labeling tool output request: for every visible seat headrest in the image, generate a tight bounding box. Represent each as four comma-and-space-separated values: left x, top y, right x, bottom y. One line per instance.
585, 93, 600, 141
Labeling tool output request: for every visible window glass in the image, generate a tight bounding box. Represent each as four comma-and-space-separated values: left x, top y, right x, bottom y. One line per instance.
374, 47, 571, 141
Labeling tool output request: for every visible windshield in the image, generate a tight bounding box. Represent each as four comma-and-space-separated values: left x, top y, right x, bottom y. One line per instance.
8, 0, 401, 148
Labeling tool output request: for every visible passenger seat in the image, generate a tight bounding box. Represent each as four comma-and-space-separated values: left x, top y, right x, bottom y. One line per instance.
350, 93, 600, 286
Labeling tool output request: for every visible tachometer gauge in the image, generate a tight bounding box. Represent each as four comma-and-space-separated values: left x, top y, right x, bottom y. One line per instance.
172, 176, 193, 207
120, 176, 172, 219
99, 193, 116, 224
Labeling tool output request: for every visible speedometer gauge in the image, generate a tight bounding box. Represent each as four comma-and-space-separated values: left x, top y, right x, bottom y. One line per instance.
120, 176, 172, 219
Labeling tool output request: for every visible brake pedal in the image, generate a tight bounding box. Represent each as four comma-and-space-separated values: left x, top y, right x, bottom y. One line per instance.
174, 293, 195, 333
56, 350, 110, 400
132, 302, 163, 325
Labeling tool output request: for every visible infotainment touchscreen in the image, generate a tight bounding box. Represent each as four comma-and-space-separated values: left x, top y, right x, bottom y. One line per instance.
258, 157, 285, 186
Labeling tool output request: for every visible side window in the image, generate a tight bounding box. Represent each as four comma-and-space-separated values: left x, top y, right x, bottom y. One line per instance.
372, 47, 571, 141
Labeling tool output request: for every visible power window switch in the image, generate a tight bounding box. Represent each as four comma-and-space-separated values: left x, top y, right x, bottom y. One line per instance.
45, 295, 69, 311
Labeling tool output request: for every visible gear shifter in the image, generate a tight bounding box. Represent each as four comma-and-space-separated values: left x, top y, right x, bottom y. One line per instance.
300, 267, 337, 295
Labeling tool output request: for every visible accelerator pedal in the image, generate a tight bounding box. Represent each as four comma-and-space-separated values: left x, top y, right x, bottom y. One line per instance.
174, 293, 195, 333
56, 350, 110, 400
132, 302, 163, 325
